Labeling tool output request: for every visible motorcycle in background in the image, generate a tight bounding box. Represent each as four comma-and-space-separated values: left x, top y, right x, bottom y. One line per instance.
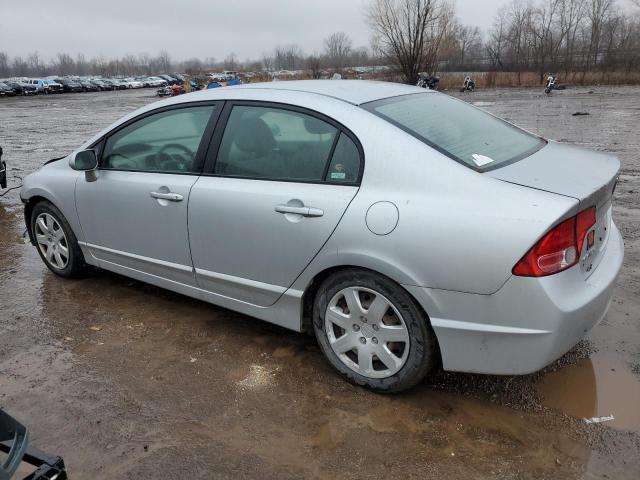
545, 74, 557, 94
417, 73, 440, 90
460, 76, 475, 92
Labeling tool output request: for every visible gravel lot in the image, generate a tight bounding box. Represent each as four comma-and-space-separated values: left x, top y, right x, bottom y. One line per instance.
1, 86, 639, 479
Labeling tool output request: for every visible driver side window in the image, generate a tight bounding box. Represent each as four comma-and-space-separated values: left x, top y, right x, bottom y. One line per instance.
101, 105, 215, 173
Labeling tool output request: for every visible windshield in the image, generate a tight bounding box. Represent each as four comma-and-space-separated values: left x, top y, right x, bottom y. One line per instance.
362, 93, 545, 171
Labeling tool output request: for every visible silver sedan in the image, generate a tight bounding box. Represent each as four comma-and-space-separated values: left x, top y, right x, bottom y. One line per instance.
20, 81, 624, 392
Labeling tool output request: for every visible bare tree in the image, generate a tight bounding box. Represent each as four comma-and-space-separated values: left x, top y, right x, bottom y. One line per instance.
76, 53, 89, 76
27, 52, 44, 76
224, 53, 238, 70
585, 0, 614, 71
55, 53, 75, 76
261, 53, 273, 72
12, 56, 29, 77
447, 21, 481, 67
323, 32, 352, 70
367, 0, 453, 83
183, 57, 203, 75
273, 45, 303, 70
486, 7, 508, 69
0, 51, 10, 77
157, 50, 172, 73
305, 53, 323, 78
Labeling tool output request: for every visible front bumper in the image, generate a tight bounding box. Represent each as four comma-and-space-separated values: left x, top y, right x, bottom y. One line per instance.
405, 222, 624, 375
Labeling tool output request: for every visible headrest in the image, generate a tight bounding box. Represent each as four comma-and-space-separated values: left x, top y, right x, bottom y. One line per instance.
232, 117, 275, 157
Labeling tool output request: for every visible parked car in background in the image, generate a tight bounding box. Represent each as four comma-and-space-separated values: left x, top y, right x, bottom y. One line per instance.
141, 76, 167, 87
158, 74, 181, 85
90, 79, 112, 91
122, 78, 143, 88
78, 80, 99, 92
0, 82, 16, 96
99, 79, 121, 90
44, 79, 63, 93
19, 81, 623, 393
24, 79, 46, 94
54, 78, 84, 93
5, 81, 38, 95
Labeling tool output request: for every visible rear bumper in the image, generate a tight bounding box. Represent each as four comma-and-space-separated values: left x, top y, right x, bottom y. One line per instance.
405, 222, 624, 375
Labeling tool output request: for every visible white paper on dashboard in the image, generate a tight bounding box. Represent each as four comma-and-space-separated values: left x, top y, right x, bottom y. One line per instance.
471, 154, 494, 167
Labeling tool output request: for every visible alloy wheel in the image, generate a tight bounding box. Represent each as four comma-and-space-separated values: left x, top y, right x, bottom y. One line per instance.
34, 213, 69, 270
325, 286, 410, 379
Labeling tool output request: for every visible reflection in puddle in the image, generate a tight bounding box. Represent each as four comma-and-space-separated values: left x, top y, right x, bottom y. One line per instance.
537, 355, 640, 431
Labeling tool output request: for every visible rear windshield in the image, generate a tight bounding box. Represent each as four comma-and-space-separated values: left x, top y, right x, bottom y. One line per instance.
363, 93, 544, 171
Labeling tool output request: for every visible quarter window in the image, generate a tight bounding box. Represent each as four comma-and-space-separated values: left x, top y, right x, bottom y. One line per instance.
101, 105, 215, 173
325, 133, 360, 183
214, 106, 338, 181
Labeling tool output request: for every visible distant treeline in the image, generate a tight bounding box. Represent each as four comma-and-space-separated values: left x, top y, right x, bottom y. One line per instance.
1, 0, 638, 84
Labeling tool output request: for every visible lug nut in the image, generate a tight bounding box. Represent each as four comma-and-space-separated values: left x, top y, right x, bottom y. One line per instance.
372, 324, 379, 331
353, 324, 360, 331
372, 337, 378, 344
359, 337, 366, 344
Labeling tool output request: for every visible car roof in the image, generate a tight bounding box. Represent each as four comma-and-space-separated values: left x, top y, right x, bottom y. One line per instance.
211, 80, 431, 106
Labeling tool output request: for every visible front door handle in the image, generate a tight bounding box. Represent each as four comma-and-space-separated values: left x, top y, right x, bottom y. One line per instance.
275, 204, 324, 217
150, 191, 183, 202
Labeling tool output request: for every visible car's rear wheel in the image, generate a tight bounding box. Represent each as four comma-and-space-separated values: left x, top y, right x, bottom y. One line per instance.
313, 269, 437, 393
31, 201, 86, 278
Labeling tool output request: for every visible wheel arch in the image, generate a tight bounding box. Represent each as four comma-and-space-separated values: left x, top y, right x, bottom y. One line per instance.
24, 194, 59, 245
300, 265, 437, 343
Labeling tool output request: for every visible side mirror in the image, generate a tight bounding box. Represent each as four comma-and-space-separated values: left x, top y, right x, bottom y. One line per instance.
70, 150, 98, 171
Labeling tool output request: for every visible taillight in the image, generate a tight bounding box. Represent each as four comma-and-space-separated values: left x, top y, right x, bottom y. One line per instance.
513, 207, 596, 277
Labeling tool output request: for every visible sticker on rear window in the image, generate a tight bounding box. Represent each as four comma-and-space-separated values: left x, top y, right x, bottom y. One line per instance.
331, 172, 346, 180
471, 154, 494, 167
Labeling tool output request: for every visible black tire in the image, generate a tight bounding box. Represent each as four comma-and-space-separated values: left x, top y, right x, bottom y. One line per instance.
312, 269, 438, 393
30, 201, 87, 278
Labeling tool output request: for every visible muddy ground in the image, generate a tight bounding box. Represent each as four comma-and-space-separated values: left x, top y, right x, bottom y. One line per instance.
1, 86, 639, 479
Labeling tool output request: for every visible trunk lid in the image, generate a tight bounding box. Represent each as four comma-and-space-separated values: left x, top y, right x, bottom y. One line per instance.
486, 141, 619, 209
487, 141, 620, 279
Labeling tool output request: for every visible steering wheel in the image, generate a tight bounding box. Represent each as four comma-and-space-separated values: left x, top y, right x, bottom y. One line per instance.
156, 143, 194, 171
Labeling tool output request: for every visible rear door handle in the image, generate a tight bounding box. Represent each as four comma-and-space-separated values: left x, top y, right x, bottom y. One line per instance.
150, 191, 183, 202
275, 205, 324, 217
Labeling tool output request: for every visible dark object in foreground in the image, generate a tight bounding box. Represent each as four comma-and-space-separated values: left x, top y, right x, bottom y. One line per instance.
0, 409, 67, 480
572, 111, 590, 116
0, 146, 7, 189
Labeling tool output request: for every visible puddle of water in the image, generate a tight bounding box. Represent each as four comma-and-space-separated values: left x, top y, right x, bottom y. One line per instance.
537, 355, 640, 431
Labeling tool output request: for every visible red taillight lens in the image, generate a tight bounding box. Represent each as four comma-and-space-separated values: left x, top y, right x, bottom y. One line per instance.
512, 207, 596, 277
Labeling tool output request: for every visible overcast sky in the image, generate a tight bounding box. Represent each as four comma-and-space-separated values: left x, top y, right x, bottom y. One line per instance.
0, 0, 636, 62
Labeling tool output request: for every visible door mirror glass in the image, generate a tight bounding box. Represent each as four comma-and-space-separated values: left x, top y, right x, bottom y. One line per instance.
71, 150, 98, 171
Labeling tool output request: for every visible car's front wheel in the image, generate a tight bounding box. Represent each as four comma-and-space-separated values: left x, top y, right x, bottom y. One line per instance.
30, 201, 87, 278
313, 269, 438, 393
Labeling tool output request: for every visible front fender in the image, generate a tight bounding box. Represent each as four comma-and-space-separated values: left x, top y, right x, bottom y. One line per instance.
20, 161, 84, 244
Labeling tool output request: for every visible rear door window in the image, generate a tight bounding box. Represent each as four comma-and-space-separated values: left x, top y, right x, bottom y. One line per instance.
214, 106, 339, 181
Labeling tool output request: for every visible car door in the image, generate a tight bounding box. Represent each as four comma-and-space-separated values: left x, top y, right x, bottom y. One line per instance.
75, 102, 220, 286
188, 102, 363, 306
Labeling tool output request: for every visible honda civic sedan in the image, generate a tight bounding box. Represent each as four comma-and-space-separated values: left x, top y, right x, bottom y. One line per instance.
20, 81, 623, 392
